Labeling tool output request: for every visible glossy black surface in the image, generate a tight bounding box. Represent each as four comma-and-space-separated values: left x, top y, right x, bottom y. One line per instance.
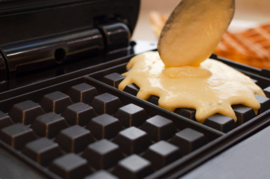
9, 100, 45, 125
100, 23, 131, 53
0, 0, 140, 81
0, 111, 13, 130
82, 139, 123, 170
112, 154, 153, 179
49, 153, 91, 179
0, 123, 37, 150
0, 0, 140, 45
21, 138, 63, 166
143, 141, 181, 170
40, 91, 73, 114
112, 127, 152, 155
170, 128, 206, 155
2, 28, 104, 76
103, 72, 125, 88
85, 170, 118, 179
87, 114, 123, 140
255, 94, 270, 114
232, 105, 256, 125
203, 114, 236, 133
141, 115, 177, 142
68, 83, 98, 104
55, 125, 94, 153
0, 41, 156, 95
31, 112, 68, 139
0, 52, 7, 82
62, 102, 96, 126
0, 75, 221, 179
91, 93, 122, 115
114, 103, 148, 128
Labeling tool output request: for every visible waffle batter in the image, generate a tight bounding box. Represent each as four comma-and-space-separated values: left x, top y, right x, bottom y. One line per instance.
118, 0, 266, 123
118, 52, 265, 123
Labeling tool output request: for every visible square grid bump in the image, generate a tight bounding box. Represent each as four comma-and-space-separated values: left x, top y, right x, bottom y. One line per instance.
82, 139, 123, 170
86, 114, 123, 140
9, 100, 44, 125
68, 83, 98, 104
62, 102, 96, 126
31, 112, 68, 139
0, 111, 13, 130
21, 138, 63, 166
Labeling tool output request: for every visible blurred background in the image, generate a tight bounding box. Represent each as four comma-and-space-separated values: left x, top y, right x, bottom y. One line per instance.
132, 0, 270, 41
132, 0, 270, 69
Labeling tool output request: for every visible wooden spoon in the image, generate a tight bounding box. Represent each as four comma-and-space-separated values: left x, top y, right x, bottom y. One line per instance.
158, 0, 235, 67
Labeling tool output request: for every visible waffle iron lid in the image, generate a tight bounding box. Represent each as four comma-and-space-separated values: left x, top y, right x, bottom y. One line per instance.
0, 0, 140, 81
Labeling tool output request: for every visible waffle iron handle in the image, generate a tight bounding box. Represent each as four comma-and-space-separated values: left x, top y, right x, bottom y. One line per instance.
1, 28, 105, 79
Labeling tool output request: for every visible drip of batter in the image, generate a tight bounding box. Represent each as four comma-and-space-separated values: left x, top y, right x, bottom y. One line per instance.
118, 52, 265, 123
118, 0, 266, 123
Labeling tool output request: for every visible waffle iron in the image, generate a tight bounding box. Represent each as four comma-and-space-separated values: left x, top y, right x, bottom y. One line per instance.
1, 0, 270, 179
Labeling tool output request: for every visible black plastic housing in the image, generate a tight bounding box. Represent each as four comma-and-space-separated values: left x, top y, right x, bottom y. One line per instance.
0, 0, 140, 78
0, 0, 139, 45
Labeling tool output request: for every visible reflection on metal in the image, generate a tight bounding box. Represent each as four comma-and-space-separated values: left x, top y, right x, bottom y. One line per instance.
0, 52, 7, 82
1, 28, 104, 77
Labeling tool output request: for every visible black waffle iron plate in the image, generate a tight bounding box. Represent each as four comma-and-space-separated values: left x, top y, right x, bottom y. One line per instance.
1, 1, 270, 179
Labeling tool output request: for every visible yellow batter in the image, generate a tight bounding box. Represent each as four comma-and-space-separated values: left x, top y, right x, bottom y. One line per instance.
118, 52, 265, 123
118, 0, 265, 123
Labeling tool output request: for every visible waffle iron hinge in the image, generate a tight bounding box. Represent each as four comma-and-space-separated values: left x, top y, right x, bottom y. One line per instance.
98, 23, 131, 55
1, 27, 105, 79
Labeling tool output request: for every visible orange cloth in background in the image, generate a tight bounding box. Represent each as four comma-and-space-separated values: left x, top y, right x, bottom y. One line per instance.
149, 11, 270, 69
